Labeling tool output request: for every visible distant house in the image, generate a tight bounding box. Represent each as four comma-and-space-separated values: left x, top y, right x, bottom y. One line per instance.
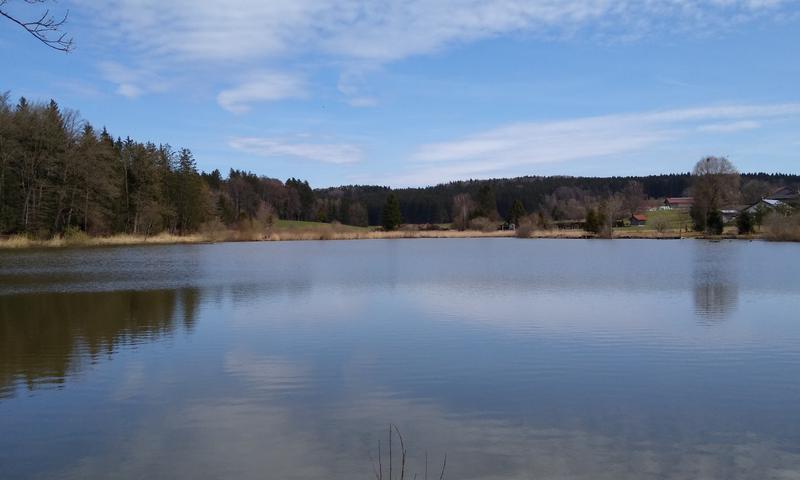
721, 208, 740, 224
630, 213, 647, 226
766, 186, 800, 204
745, 198, 793, 218
664, 197, 694, 209
745, 198, 787, 214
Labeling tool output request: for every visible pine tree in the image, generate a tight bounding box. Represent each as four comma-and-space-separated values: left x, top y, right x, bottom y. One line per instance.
382, 194, 402, 231
507, 199, 527, 225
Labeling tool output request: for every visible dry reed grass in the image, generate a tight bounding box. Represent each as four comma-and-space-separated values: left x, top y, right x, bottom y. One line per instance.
0, 224, 771, 249
763, 213, 800, 242
0, 232, 209, 249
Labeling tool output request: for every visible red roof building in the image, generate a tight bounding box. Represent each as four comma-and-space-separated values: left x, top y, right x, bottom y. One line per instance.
630, 214, 648, 226
664, 197, 694, 209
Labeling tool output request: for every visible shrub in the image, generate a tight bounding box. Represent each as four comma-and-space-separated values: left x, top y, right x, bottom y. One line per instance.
651, 216, 669, 234
515, 217, 534, 238
468, 216, 496, 232
63, 226, 91, 246
706, 210, 724, 235
199, 218, 230, 242
736, 211, 754, 235
584, 208, 606, 234
764, 212, 800, 242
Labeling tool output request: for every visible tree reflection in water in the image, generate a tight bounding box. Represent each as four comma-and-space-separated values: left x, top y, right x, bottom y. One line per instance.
692, 244, 739, 323
0, 288, 201, 398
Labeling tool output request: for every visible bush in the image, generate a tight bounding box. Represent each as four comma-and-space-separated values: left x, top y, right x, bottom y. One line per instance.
651, 216, 669, 234
199, 218, 230, 242
690, 205, 706, 232
584, 208, 606, 234
468, 216, 496, 232
764, 212, 800, 241
736, 211, 754, 235
706, 210, 724, 235
63, 226, 91, 245
515, 217, 535, 238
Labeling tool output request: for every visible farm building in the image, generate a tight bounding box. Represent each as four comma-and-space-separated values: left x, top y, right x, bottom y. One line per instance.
745, 198, 788, 214
767, 186, 800, 202
630, 214, 648, 226
664, 197, 694, 209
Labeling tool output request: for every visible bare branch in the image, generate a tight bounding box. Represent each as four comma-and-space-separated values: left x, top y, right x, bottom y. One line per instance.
392, 424, 407, 480
0, 1, 73, 52
388, 424, 393, 480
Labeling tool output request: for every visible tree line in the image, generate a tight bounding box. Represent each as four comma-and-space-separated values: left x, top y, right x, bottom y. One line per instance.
0, 94, 350, 237
2, 93, 798, 237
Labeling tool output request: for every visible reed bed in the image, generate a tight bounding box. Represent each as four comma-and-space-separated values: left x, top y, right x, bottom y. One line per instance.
1, 225, 773, 249
0, 232, 209, 249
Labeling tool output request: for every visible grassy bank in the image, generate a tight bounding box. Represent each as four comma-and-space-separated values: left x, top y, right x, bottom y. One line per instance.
0, 232, 210, 249
0, 220, 785, 250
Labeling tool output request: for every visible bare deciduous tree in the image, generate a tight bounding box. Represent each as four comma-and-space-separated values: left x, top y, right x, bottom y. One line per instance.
451, 193, 474, 231
620, 180, 645, 217
690, 156, 740, 231
0, 0, 73, 52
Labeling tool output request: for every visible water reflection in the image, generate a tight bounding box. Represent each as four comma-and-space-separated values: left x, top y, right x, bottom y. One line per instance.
692, 243, 739, 322
0, 288, 201, 398
1, 240, 800, 480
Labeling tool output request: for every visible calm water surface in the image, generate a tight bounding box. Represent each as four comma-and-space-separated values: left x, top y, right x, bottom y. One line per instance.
1, 239, 799, 479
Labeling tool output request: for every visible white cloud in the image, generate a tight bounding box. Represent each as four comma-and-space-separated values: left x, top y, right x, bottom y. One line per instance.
229, 137, 363, 164
376, 102, 800, 186
217, 73, 307, 113
82, 0, 794, 102
86, 1, 791, 63
697, 120, 761, 132
98, 61, 169, 98
337, 67, 379, 107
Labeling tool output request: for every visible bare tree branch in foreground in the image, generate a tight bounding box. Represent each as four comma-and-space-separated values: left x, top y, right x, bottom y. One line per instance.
373, 424, 447, 480
0, 0, 73, 52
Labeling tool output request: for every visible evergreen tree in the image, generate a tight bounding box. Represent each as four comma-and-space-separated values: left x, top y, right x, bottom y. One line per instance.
706, 210, 724, 235
382, 194, 402, 231
737, 210, 754, 235
507, 199, 527, 225
584, 208, 605, 234
475, 184, 498, 219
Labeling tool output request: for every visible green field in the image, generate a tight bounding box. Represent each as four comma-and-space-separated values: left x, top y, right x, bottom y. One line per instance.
273, 220, 372, 232
617, 209, 692, 232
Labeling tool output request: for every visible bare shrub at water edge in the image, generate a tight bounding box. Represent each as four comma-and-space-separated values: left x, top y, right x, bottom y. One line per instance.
371, 424, 446, 480
515, 215, 536, 238
62, 226, 92, 246
199, 218, 231, 242
651, 216, 670, 235
469, 216, 496, 232
1, 234, 34, 248
764, 212, 800, 242
318, 225, 335, 240
237, 218, 267, 241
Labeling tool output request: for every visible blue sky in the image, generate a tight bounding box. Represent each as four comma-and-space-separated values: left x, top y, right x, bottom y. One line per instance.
2, 0, 799, 187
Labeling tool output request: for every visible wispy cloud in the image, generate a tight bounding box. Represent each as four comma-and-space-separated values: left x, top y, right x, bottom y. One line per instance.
337, 67, 379, 107
229, 137, 363, 165
98, 61, 169, 98
697, 120, 761, 133
217, 73, 307, 113
372, 103, 800, 186
87, 0, 792, 63
82, 0, 794, 102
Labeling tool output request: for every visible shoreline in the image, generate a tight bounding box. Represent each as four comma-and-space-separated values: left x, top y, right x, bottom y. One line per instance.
0, 229, 773, 250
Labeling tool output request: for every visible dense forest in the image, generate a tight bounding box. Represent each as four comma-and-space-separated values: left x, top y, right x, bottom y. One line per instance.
2, 93, 799, 237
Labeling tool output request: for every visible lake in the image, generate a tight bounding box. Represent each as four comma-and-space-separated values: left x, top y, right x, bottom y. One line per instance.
1, 239, 800, 479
